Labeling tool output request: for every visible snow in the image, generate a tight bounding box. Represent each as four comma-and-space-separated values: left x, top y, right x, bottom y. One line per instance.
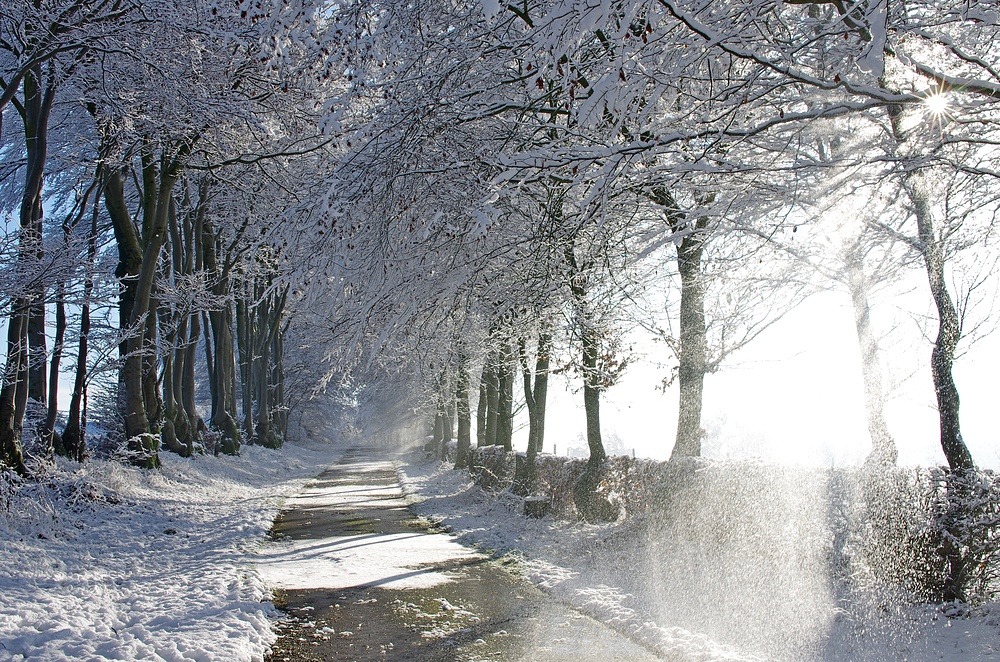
0, 442, 335, 662
398, 456, 760, 662
255, 458, 482, 590
257, 531, 482, 590
3, 441, 997, 661
398, 453, 1000, 662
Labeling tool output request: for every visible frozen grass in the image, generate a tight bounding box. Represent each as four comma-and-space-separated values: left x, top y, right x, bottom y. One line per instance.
398, 453, 1000, 661
0, 442, 337, 662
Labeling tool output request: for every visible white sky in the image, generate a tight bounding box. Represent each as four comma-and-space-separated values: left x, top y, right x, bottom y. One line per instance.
527, 288, 1000, 470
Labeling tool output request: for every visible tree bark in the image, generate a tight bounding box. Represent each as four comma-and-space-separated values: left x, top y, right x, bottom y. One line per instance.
183, 185, 207, 442
236, 296, 255, 442
203, 311, 215, 413
455, 354, 472, 469
43, 281, 67, 455
251, 287, 286, 449
886, 112, 974, 473
22, 66, 54, 411
672, 219, 709, 458
203, 217, 240, 454
254, 297, 274, 448
579, 323, 605, 467
484, 352, 499, 446
514, 330, 549, 495
104, 170, 143, 340
565, 244, 606, 468
183, 313, 203, 435
887, 105, 975, 602
646, 187, 710, 459
531, 332, 550, 454
496, 341, 514, 452
271, 327, 287, 441
476, 367, 488, 447
908, 178, 974, 473
0, 66, 54, 474
564, 240, 615, 521
118, 140, 193, 466
62, 192, 101, 462
0, 307, 28, 474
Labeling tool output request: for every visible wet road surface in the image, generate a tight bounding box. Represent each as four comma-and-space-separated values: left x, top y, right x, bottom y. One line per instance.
259, 447, 662, 661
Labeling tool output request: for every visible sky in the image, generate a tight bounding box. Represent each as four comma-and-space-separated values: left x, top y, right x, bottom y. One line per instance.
533, 287, 1000, 470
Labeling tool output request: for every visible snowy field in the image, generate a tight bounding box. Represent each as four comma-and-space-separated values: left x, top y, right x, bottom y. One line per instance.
0, 442, 337, 662
399, 454, 1000, 662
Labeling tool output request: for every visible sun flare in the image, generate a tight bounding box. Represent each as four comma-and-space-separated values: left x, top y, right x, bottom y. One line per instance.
924, 92, 950, 116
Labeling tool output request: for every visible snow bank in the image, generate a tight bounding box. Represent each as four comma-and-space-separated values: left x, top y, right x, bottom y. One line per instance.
0, 442, 337, 662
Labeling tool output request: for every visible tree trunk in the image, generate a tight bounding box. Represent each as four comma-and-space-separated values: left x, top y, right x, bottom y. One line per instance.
496, 341, 514, 452
160, 330, 187, 457
62, 294, 90, 463
580, 323, 605, 467
887, 106, 975, 602
484, 352, 499, 446
62, 194, 100, 462
565, 241, 615, 521
646, 187, 711, 459
43, 281, 67, 456
121, 141, 192, 466
433, 369, 449, 459
183, 313, 203, 439
142, 302, 162, 431
908, 178, 974, 602
236, 297, 255, 442
203, 217, 240, 454
531, 331, 550, 454
514, 327, 552, 496
844, 250, 897, 467
203, 311, 215, 415
254, 301, 274, 448
476, 368, 488, 447
212, 304, 240, 454
565, 244, 606, 468
432, 412, 444, 458
27, 301, 47, 407
455, 355, 472, 469
907, 177, 974, 472
22, 67, 54, 412
104, 170, 143, 345
519, 338, 537, 456
885, 112, 973, 474
271, 326, 287, 441
183, 184, 207, 444
514, 330, 549, 496
0, 306, 28, 475
443, 400, 454, 443
671, 221, 708, 458
0, 67, 54, 474
252, 287, 286, 449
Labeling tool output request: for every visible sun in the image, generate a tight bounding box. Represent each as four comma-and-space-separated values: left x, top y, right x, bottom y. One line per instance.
923, 92, 950, 117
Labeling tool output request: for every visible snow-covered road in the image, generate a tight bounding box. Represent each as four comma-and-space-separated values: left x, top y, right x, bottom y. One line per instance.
258, 446, 664, 661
